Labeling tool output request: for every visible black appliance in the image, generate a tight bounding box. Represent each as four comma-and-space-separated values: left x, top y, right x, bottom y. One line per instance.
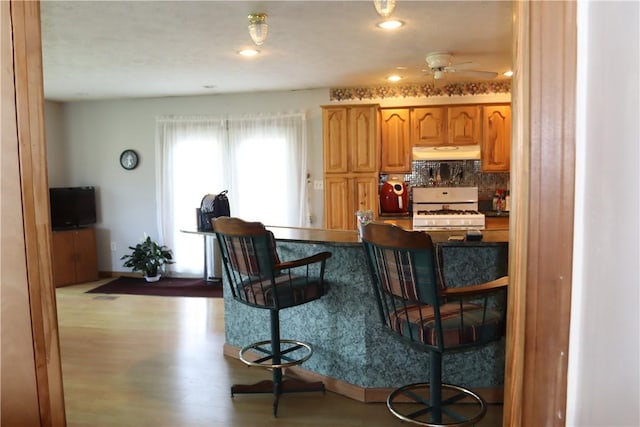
197, 190, 230, 231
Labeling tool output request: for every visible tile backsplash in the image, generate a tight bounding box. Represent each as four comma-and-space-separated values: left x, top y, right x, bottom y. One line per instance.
381, 160, 510, 201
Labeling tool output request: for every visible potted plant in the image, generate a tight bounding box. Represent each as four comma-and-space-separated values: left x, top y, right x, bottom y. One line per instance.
121, 235, 174, 282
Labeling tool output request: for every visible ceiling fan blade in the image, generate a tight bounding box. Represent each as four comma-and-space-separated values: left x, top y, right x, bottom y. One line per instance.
444, 61, 477, 71
446, 69, 498, 79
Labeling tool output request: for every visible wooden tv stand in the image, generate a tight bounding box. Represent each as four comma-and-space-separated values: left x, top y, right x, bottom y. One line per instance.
51, 227, 98, 287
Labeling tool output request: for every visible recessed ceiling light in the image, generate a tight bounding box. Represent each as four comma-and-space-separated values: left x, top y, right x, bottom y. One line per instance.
238, 49, 260, 57
377, 19, 404, 30
503, 70, 514, 77
387, 75, 402, 82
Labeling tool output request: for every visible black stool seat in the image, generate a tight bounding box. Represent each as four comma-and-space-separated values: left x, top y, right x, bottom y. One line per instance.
214, 217, 331, 417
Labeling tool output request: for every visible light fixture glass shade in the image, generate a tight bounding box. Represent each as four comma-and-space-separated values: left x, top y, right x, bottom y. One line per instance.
248, 13, 268, 46
376, 19, 404, 30
373, 0, 396, 18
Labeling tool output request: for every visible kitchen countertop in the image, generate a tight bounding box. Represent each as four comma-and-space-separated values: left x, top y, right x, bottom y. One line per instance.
267, 224, 508, 244
482, 210, 510, 218
183, 220, 509, 245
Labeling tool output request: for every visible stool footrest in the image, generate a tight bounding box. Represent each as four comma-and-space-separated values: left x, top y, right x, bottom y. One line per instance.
387, 382, 486, 426
239, 339, 313, 369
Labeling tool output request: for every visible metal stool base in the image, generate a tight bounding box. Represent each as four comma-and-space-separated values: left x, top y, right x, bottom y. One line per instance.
232, 339, 323, 417
387, 382, 487, 427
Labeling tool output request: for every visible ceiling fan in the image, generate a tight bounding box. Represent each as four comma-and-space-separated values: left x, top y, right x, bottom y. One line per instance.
424, 51, 498, 80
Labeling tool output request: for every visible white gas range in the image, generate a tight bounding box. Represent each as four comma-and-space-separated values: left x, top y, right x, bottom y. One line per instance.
412, 187, 485, 231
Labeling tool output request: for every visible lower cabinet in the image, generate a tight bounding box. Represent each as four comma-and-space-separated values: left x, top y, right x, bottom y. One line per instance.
324, 175, 378, 230
51, 227, 98, 286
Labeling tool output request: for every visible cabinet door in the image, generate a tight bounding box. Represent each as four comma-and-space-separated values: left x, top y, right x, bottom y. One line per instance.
324, 175, 377, 230
351, 176, 378, 230
411, 107, 446, 146
51, 230, 77, 286
448, 106, 481, 145
482, 105, 511, 172
380, 109, 411, 173
74, 228, 98, 283
349, 106, 378, 173
322, 107, 349, 174
323, 176, 350, 230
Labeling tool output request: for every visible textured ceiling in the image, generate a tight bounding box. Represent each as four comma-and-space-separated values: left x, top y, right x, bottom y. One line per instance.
40, 1, 513, 102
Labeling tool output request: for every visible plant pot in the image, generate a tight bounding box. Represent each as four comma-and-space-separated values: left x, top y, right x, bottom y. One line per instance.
144, 274, 161, 282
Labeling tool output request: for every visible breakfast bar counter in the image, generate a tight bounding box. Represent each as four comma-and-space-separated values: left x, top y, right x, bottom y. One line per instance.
222, 224, 509, 402
266, 223, 509, 244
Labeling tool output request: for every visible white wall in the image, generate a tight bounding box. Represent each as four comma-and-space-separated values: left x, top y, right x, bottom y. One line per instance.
568, 1, 640, 425
44, 101, 67, 186
45, 89, 329, 272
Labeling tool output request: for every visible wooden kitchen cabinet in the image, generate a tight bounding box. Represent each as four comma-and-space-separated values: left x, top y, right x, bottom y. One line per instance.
322, 104, 379, 230
382, 105, 478, 152
485, 216, 510, 229
323, 175, 378, 230
51, 227, 98, 286
380, 108, 411, 173
482, 104, 511, 172
448, 105, 481, 146
411, 107, 447, 146
322, 105, 378, 174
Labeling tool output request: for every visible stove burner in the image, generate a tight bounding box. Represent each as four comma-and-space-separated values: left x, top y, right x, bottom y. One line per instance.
416, 209, 481, 216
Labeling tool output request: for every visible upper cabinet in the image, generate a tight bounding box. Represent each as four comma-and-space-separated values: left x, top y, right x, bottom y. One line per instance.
322, 105, 378, 174
322, 107, 348, 174
380, 109, 411, 173
481, 105, 511, 172
448, 105, 482, 146
380, 105, 482, 173
412, 107, 446, 146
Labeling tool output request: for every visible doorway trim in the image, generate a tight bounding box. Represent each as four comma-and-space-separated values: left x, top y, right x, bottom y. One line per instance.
504, 2, 576, 425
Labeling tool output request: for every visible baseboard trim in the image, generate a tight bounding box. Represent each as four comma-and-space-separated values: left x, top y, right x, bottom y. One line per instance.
223, 343, 504, 404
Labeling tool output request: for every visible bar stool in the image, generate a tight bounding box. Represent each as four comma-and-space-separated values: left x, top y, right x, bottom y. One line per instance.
362, 222, 508, 426
213, 217, 331, 416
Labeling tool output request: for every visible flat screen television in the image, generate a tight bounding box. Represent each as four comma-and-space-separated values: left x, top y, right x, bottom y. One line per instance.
49, 186, 97, 230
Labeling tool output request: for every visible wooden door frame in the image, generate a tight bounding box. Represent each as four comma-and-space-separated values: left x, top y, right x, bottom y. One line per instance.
5, 1, 577, 425
503, 2, 576, 426
2, 1, 66, 425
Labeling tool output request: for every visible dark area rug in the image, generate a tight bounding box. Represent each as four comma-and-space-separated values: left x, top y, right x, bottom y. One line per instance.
86, 276, 223, 298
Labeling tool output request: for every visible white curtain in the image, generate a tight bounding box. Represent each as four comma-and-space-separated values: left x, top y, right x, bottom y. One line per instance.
156, 116, 228, 276
226, 113, 309, 226
156, 112, 308, 276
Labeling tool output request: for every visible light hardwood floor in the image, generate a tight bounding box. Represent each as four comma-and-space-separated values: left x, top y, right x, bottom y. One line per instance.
56, 280, 503, 426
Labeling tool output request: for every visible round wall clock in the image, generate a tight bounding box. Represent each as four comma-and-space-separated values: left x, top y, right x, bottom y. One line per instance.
119, 149, 139, 170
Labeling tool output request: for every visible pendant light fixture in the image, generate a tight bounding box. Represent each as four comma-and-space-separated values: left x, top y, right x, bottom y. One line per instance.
373, 0, 396, 18
248, 13, 268, 46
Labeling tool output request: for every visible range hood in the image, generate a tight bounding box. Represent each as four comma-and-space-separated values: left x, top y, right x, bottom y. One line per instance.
412, 145, 481, 161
